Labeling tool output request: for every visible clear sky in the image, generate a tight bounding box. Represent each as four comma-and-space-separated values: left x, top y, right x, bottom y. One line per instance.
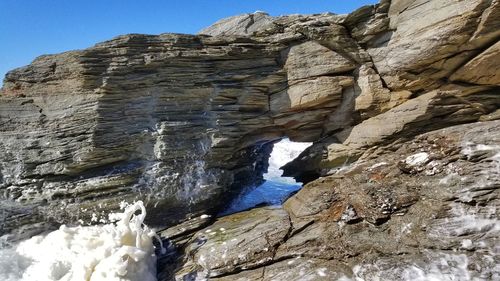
0, 0, 378, 86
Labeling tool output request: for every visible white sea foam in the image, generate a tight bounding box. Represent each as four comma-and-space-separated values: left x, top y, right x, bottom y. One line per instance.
264, 138, 312, 184
0, 201, 162, 281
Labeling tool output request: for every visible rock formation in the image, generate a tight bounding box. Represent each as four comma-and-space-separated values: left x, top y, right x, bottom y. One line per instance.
167, 120, 500, 280
0, 2, 498, 278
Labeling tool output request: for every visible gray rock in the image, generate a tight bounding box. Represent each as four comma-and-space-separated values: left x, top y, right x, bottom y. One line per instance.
198, 12, 275, 37
175, 207, 290, 279
1, 0, 498, 247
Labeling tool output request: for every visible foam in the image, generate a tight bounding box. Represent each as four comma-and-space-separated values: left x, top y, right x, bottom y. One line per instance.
0, 201, 162, 281
264, 138, 312, 183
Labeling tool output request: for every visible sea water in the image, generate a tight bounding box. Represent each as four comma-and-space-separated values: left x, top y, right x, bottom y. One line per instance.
0, 201, 162, 281
0, 139, 311, 280
221, 138, 312, 215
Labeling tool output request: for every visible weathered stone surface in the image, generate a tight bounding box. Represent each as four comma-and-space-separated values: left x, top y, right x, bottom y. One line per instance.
369, 0, 500, 91
166, 120, 500, 280
271, 76, 353, 112
1, 0, 499, 248
344, 2, 390, 45
213, 257, 350, 281
174, 207, 290, 279
451, 40, 500, 85
354, 64, 395, 118
198, 12, 275, 37
344, 90, 482, 147
284, 41, 357, 81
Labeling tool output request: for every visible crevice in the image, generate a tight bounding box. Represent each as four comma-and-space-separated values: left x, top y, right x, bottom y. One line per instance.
244, 14, 256, 34
210, 255, 298, 279
365, 52, 390, 89
289, 218, 315, 238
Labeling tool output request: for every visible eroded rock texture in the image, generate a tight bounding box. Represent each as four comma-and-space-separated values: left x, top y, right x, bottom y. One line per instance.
168, 119, 500, 281
1, 0, 499, 249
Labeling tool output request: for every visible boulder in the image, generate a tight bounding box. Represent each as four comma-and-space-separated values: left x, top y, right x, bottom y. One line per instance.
175, 207, 291, 279
198, 12, 275, 37
369, 0, 500, 91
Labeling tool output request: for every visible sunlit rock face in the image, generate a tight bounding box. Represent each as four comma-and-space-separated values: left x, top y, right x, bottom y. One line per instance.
171, 120, 500, 281
1, 0, 499, 244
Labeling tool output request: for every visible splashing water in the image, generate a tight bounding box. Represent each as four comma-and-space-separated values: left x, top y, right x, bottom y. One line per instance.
221, 138, 311, 215
264, 138, 312, 184
0, 201, 163, 281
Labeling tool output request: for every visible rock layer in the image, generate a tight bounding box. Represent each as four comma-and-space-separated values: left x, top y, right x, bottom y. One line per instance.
1, 0, 499, 242
169, 120, 500, 280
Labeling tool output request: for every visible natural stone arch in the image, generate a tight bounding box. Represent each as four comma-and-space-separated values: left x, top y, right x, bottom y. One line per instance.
1, 0, 499, 238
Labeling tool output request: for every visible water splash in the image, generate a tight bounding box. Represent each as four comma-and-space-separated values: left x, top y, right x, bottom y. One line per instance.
341, 250, 499, 281
0, 201, 162, 281
264, 138, 311, 184
221, 138, 311, 215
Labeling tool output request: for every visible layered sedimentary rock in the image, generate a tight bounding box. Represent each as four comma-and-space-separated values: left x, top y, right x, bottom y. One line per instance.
0, 13, 369, 237
1, 0, 499, 246
283, 0, 500, 181
171, 120, 500, 280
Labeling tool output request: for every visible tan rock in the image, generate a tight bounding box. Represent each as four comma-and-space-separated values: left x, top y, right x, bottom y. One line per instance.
370, 0, 495, 91
198, 12, 274, 36
451, 41, 500, 85
471, 0, 500, 41
322, 143, 362, 169
272, 76, 353, 112
345, 91, 472, 148
284, 41, 357, 81
354, 64, 391, 118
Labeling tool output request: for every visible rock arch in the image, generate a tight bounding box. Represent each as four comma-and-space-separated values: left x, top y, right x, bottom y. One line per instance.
1, 0, 499, 237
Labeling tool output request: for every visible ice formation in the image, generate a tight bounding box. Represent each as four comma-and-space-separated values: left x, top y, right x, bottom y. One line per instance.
0, 201, 161, 281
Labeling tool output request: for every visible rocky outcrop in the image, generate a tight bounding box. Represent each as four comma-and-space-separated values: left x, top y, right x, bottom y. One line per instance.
283, 0, 500, 182
167, 120, 500, 280
198, 12, 275, 37
0, 13, 367, 237
1, 0, 499, 243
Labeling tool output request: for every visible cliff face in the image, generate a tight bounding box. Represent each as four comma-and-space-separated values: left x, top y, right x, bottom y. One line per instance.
0, 0, 499, 241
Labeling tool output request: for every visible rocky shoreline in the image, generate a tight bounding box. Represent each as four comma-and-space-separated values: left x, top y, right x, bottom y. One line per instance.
157, 120, 499, 280
0, 0, 499, 280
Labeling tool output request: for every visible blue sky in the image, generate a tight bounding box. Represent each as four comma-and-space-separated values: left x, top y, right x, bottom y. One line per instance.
0, 0, 378, 86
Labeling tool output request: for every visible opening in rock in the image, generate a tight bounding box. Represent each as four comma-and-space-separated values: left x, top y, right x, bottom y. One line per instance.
220, 138, 312, 216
